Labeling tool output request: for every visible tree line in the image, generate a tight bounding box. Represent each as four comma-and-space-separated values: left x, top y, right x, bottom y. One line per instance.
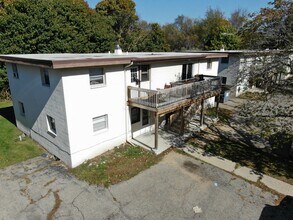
0, 0, 292, 98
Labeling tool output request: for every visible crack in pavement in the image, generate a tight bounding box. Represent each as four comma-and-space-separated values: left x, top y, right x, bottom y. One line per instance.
71, 190, 86, 220
107, 188, 132, 220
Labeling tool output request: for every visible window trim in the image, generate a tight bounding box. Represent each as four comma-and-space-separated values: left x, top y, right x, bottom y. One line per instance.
47, 115, 56, 136
18, 101, 25, 116
12, 64, 19, 79
90, 67, 106, 88
131, 67, 138, 83
140, 65, 149, 82
131, 107, 140, 124
93, 115, 108, 133
41, 68, 50, 86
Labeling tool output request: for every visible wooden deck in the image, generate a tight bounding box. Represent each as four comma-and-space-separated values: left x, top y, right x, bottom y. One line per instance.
128, 75, 222, 114
127, 75, 222, 150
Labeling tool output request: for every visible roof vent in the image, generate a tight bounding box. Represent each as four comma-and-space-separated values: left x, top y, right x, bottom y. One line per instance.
114, 44, 123, 55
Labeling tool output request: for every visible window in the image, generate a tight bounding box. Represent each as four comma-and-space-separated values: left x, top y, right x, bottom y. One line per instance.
12, 64, 19, 79
41, 68, 50, 86
207, 59, 212, 69
142, 109, 149, 126
222, 77, 227, 85
18, 101, 25, 116
47, 115, 56, 135
182, 63, 193, 80
221, 57, 229, 64
131, 67, 138, 83
90, 68, 105, 87
93, 115, 108, 132
131, 107, 140, 124
140, 65, 149, 82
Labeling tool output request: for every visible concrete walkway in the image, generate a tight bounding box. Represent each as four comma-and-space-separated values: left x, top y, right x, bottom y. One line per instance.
184, 146, 293, 196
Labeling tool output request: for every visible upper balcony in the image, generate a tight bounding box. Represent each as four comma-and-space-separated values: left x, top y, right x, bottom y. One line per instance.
127, 75, 222, 114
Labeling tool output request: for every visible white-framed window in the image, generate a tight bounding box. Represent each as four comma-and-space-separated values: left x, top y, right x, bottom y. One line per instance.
207, 59, 212, 69
47, 115, 56, 135
41, 68, 50, 86
93, 115, 108, 132
90, 68, 105, 88
182, 63, 193, 80
131, 67, 138, 83
12, 64, 19, 79
18, 101, 25, 116
140, 65, 149, 82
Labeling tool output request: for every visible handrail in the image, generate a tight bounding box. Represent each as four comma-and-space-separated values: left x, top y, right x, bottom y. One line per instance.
128, 76, 222, 109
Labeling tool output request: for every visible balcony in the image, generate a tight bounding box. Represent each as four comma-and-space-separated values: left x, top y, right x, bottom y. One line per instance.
127, 75, 222, 114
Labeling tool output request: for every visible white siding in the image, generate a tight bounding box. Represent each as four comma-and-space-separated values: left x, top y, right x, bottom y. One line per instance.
62, 66, 127, 167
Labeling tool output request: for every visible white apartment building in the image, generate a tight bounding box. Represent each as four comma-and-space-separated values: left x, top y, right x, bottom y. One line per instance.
0, 52, 226, 167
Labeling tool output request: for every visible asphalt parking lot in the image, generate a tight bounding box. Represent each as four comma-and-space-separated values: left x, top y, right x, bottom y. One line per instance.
0, 151, 289, 220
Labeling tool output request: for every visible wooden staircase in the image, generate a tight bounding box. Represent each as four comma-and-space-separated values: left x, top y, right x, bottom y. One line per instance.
168, 102, 202, 134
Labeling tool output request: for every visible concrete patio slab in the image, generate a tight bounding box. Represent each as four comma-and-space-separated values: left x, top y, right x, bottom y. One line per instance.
234, 166, 262, 182
261, 175, 293, 196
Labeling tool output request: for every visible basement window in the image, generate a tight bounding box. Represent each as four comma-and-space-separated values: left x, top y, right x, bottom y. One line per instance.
93, 115, 108, 132
142, 109, 149, 126
18, 101, 25, 116
47, 115, 56, 135
12, 64, 19, 79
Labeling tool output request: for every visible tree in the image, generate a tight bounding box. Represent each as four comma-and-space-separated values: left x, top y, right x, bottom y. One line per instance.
229, 9, 248, 31
142, 23, 169, 52
241, 0, 293, 50
163, 15, 199, 51
0, 0, 115, 54
198, 8, 242, 50
95, 0, 138, 50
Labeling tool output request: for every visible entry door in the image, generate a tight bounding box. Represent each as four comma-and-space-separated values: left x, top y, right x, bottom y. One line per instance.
182, 63, 193, 80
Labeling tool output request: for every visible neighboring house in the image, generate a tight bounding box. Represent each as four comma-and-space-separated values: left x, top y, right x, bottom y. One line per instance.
0, 51, 226, 167
212, 50, 293, 98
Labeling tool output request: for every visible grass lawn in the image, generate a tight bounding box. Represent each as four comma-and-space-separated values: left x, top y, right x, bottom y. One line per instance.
0, 101, 44, 169
71, 144, 167, 187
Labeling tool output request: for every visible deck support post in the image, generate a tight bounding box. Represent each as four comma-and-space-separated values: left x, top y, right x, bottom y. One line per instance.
154, 112, 159, 150
180, 107, 184, 135
200, 99, 204, 126
215, 94, 220, 118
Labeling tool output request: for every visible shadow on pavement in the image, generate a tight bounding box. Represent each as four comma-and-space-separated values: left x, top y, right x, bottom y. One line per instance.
259, 195, 293, 220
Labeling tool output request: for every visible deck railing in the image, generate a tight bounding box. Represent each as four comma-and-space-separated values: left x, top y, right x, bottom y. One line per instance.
128, 76, 222, 109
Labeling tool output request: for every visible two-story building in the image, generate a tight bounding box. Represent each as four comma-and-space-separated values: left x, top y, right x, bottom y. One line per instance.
0, 51, 226, 167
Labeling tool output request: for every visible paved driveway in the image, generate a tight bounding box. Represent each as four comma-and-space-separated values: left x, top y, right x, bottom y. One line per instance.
0, 151, 285, 220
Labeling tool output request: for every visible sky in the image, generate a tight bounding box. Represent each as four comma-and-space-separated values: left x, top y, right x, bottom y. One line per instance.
86, 0, 272, 25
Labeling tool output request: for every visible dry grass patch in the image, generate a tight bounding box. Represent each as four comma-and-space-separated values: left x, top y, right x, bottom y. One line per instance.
71, 144, 168, 187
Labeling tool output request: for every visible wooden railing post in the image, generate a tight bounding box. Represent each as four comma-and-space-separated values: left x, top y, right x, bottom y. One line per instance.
154, 112, 159, 150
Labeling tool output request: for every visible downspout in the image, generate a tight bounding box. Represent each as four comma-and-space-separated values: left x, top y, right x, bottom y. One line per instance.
124, 61, 134, 142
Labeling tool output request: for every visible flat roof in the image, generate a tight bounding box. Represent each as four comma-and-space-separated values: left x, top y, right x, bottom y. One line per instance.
0, 52, 228, 69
